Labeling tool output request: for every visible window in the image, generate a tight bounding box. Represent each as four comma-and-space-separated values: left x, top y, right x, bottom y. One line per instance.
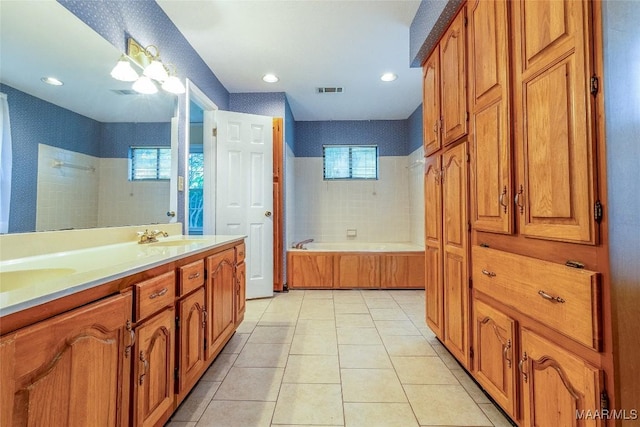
129, 147, 171, 180
323, 145, 378, 180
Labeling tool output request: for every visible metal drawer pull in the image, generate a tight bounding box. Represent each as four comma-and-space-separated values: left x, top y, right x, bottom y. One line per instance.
499, 186, 508, 213
503, 339, 512, 368
149, 287, 168, 299
481, 269, 496, 278
519, 352, 528, 383
188, 272, 201, 280
538, 290, 565, 303
139, 351, 148, 385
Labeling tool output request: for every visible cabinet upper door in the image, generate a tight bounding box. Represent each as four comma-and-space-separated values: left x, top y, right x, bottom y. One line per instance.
520, 328, 602, 427
512, 0, 597, 244
442, 142, 469, 368
424, 155, 443, 339
423, 49, 441, 156
440, 9, 468, 146
468, 0, 513, 234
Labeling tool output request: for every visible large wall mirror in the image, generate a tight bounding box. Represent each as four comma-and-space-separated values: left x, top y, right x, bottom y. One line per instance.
0, 1, 178, 234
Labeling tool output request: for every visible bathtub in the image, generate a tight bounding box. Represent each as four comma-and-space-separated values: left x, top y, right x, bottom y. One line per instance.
287, 242, 425, 289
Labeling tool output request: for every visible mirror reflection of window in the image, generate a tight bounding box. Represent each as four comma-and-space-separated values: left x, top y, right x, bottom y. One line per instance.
188, 147, 204, 234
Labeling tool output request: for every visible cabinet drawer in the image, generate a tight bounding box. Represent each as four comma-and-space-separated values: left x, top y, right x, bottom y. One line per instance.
235, 243, 245, 264
179, 260, 205, 296
472, 246, 601, 350
135, 271, 176, 321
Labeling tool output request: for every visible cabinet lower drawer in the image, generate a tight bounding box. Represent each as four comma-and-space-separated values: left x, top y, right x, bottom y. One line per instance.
472, 246, 601, 350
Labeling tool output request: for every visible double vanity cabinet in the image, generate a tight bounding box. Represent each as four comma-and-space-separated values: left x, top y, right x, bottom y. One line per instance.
423, 1, 614, 426
0, 232, 246, 427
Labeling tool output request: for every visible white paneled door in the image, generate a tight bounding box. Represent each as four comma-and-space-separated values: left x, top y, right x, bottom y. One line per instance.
215, 111, 273, 299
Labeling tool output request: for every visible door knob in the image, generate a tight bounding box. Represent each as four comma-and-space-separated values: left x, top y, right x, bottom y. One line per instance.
264, 211, 272, 217
166, 211, 176, 217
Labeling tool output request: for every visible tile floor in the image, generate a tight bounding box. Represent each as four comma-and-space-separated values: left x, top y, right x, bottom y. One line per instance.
167, 289, 514, 427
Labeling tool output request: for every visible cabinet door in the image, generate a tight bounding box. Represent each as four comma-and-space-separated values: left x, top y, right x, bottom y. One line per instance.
512, 0, 597, 244
176, 287, 206, 403
468, 0, 513, 234
134, 307, 175, 427
423, 49, 441, 156
235, 261, 246, 326
380, 254, 425, 289
287, 253, 334, 288
442, 142, 469, 367
473, 299, 517, 420
440, 9, 468, 146
520, 329, 603, 427
206, 248, 236, 360
0, 293, 131, 427
424, 155, 443, 339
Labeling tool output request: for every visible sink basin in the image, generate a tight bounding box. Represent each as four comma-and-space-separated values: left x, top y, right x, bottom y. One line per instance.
0, 268, 77, 292
148, 239, 205, 247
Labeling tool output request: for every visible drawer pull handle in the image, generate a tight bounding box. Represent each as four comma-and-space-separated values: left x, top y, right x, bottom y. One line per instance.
503, 339, 512, 368
519, 352, 528, 383
538, 290, 565, 303
514, 185, 524, 214
499, 186, 508, 213
139, 351, 149, 385
481, 269, 496, 278
188, 272, 201, 280
149, 288, 168, 299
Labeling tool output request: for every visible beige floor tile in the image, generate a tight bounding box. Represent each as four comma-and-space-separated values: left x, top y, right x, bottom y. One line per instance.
221, 333, 249, 354
335, 313, 375, 328
282, 354, 340, 384
344, 402, 419, 427
364, 299, 400, 309
248, 326, 295, 344
341, 368, 407, 403
303, 290, 334, 299
451, 368, 491, 404
258, 312, 299, 327
295, 319, 337, 335
166, 422, 196, 427
431, 341, 462, 369
381, 334, 437, 356
337, 327, 382, 345
369, 308, 409, 321
407, 313, 427, 327
361, 290, 393, 299
197, 400, 275, 427
290, 333, 338, 355
389, 290, 425, 302
332, 294, 365, 305
338, 344, 392, 368
404, 384, 492, 426
272, 383, 344, 425
246, 298, 272, 312
374, 320, 421, 336
235, 320, 257, 334
334, 302, 370, 314
298, 307, 335, 320
234, 343, 290, 368
201, 353, 238, 382
213, 367, 284, 401
397, 302, 426, 315
391, 356, 459, 385
172, 381, 220, 421
479, 403, 516, 427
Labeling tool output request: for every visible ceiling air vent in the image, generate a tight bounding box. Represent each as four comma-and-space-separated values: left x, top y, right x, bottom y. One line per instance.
317, 87, 344, 94
111, 89, 139, 95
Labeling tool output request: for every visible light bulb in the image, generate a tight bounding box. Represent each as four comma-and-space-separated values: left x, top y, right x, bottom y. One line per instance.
110, 55, 139, 82
143, 60, 169, 82
161, 76, 185, 94
132, 76, 158, 94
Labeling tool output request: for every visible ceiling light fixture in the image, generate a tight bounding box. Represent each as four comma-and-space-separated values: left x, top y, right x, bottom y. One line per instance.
41, 77, 63, 86
263, 74, 279, 83
110, 38, 185, 95
380, 72, 398, 82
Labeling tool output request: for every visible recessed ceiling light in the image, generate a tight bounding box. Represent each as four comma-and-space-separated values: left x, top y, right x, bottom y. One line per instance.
380, 73, 397, 82
41, 77, 64, 86
263, 74, 279, 83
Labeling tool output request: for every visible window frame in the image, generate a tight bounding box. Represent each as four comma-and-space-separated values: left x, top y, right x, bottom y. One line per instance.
129, 146, 171, 181
322, 144, 379, 181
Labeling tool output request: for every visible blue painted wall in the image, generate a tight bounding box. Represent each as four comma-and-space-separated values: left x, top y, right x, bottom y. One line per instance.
284, 97, 296, 152
295, 120, 409, 157
407, 104, 423, 153
3, 84, 170, 233
229, 92, 286, 117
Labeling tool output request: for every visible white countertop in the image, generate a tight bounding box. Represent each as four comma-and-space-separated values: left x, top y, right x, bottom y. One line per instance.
0, 235, 245, 317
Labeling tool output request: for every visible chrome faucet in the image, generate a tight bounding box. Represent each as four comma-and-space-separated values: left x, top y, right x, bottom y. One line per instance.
292, 238, 314, 249
137, 229, 169, 244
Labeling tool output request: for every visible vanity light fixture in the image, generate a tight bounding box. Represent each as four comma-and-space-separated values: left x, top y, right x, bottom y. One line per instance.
110, 38, 185, 95
41, 77, 64, 86
262, 73, 279, 83
110, 54, 139, 82
380, 72, 397, 82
